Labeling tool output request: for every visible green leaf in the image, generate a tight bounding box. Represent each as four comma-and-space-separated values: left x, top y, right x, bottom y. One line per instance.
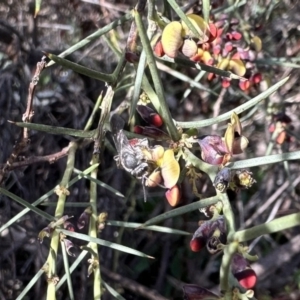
59, 229, 154, 259
12, 122, 96, 138
140, 195, 219, 228
107, 220, 191, 235
46, 53, 113, 83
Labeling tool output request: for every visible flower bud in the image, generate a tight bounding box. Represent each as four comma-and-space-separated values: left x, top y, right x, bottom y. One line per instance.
234, 268, 257, 289
77, 207, 92, 230
213, 167, 231, 193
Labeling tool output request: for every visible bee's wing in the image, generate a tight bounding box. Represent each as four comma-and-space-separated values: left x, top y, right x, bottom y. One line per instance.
110, 114, 125, 134
110, 114, 134, 154
110, 114, 130, 153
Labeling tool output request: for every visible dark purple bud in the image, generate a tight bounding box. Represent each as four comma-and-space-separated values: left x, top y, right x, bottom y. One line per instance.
140, 126, 170, 140
63, 238, 76, 257
213, 167, 231, 193
125, 51, 140, 63
231, 253, 249, 274
77, 207, 92, 230
38, 226, 53, 243
64, 221, 75, 232
192, 216, 226, 240
136, 105, 156, 124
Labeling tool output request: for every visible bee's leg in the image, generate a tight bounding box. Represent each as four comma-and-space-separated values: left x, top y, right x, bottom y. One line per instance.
141, 176, 147, 202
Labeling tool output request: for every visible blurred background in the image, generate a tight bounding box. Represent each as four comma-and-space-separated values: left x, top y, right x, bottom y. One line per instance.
0, 0, 300, 299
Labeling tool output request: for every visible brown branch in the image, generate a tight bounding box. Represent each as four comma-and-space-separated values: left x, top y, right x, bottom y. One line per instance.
0, 146, 70, 171
101, 266, 168, 300
0, 56, 47, 184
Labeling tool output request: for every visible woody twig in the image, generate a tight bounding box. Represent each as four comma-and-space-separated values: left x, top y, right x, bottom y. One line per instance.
0, 56, 47, 184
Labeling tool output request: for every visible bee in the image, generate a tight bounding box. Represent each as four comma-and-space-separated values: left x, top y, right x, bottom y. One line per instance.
110, 114, 151, 200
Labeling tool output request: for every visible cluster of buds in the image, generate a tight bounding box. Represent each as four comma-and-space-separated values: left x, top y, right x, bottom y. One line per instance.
131, 106, 182, 206
189, 216, 226, 254
134, 105, 168, 139
154, 12, 263, 90
196, 112, 248, 166
38, 215, 76, 257
155, 14, 217, 60
38, 210, 109, 257
206, 14, 263, 90
214, 167, 256, 193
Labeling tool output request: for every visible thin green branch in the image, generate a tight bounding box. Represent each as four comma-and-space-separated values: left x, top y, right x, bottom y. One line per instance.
46, 142, 78, 300
220, 241, 239, 297
230, 150, 300, 169
157, 56, 243, 79
233, 212, 300, 242
175, 76, 290, 128
134, 8, 180, 141
46, 53, 114, 83
141, 195, 220, 227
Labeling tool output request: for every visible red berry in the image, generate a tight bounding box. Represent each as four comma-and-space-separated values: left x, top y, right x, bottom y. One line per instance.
234, 268, 257, 289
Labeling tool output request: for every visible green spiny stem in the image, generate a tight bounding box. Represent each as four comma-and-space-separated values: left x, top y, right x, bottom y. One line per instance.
220, 241, 239, 298
46, 141, 78, 300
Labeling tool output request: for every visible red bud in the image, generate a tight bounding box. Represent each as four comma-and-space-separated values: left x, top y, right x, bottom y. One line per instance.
189, 237, 206, 252
239, 80, 250, 91
154, 40, 165, 57
234, 268, 257, 289
133, 126, 144, 134
150, 113, 163, 127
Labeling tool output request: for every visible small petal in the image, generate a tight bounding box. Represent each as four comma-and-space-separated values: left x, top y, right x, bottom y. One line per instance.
64, 221, 75, 232
224, 123, 235, 153
38, 226, 53, 243
198, 135, 227, 165
229, 59, 246, 77
181, 39, 198, 58
239, 79, 251, 91
161, 21, 183, 58
77, 207, 92, 230
251, 35, 262, 52
161, 150, 180, 189
63, 239, 76, 257
181, 14, 208, 40
146, 169, 162, 187
234, 268, 257, 289
153, 39, 164, 57
232, 136, 249, 154
165, 185, 181, 206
